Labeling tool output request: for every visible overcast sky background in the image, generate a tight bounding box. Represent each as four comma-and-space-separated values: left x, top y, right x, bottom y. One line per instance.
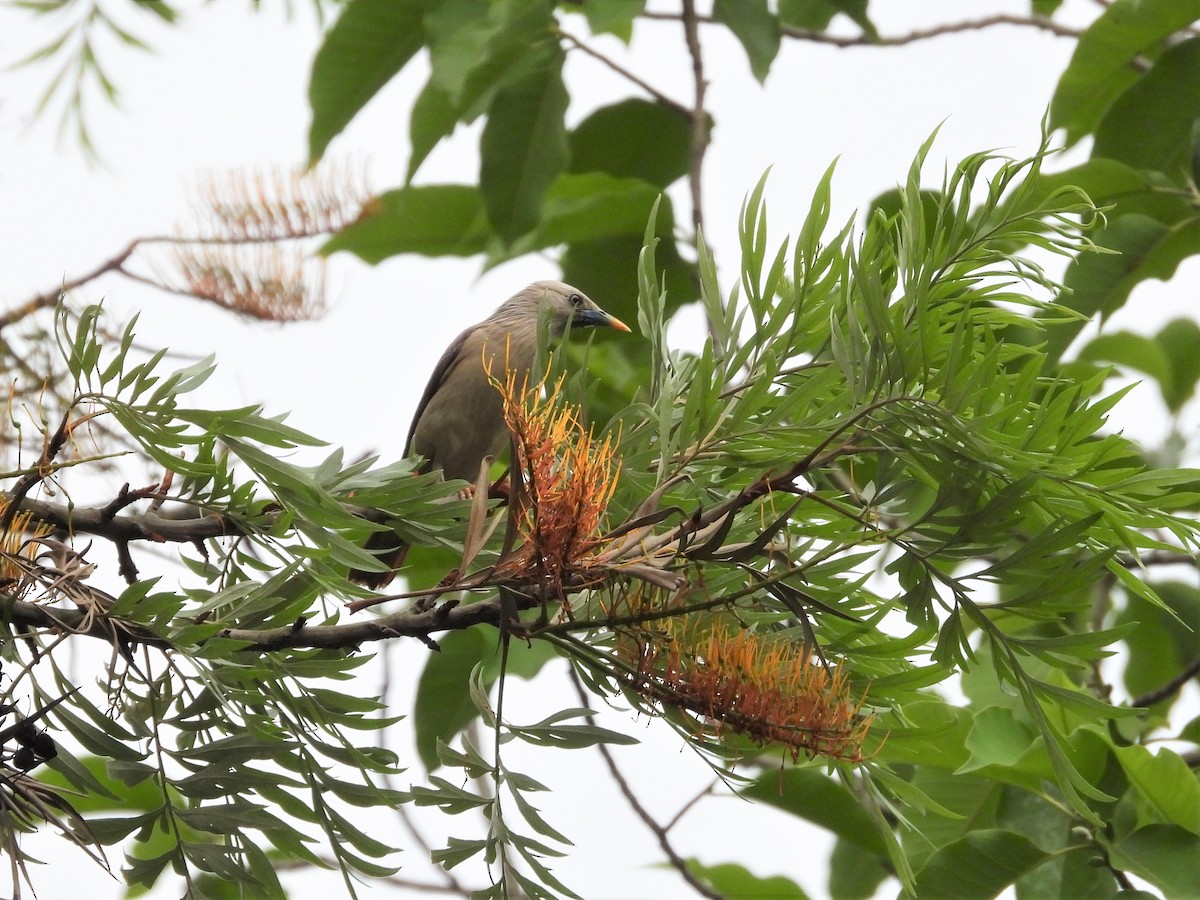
1, 1, 1195, 898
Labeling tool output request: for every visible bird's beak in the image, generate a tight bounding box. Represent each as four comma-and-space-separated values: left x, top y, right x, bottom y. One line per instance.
576, 308, 632, 333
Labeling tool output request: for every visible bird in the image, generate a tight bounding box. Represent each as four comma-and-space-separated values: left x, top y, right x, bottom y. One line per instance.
350, 280, 630, 588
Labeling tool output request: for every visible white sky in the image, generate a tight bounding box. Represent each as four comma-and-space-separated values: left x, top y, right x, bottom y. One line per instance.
1, 1, 1195, 898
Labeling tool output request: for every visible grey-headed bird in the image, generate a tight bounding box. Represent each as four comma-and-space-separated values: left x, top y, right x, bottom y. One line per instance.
350, 281, 630, 587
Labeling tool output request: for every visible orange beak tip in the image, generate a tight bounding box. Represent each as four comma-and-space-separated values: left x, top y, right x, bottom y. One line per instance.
609, 315, 632, 333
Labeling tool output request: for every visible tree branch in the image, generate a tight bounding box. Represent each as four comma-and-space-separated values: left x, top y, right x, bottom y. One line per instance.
2, 588, 537, 654
780, 14, 1085, 46
570, 670, 721, 900
1132, 656, 1200, 709
641, 11, 1085, 45
559, 31, 691, 118
681, 0, 708, 244
16, 496, 252, 544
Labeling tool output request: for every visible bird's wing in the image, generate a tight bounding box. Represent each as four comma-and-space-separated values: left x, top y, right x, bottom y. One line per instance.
403, 324, 475, 462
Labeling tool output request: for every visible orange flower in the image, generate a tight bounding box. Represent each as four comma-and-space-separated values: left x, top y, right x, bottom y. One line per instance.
490, 366, 619, 591
621, 620, 871, 762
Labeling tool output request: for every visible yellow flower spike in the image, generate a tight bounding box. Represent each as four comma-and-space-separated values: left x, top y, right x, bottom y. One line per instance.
0, 499, 52, 582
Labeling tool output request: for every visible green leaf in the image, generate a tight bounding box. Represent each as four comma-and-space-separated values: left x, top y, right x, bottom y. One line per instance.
322, 185, 492, 262
414, 629, 492, 771
713, 0, 781, 82
779, 0, 837, 30
912, 830, 1049, 900
957, 706, 1039, 775
408, 0, 555, 179
480, 45, 569, 243
778, 0, 871, 37
1077, 331, 1171, 394
499, 173, 662, 260
308, 0, 428, 161
568, 98, 693, 187
1156, 318, 1200, 411
579, 0, 644, 41
560, 193, 695, 325
1094, 37, 1200, 176
1106, 825, 1200, 898
406, 79, 460, 182
828, 836, 889, 900
424, 0, 508, 106
1050, 0, 1200, 144
1032, 0, 1064, 14
742, 768, 887, 855
1113, 744, 1200, 833
1047, 215, 1200, 361
686, 860, 809, 899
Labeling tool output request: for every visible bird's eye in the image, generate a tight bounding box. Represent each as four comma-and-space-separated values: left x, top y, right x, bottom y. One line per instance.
568, 293, 583, 306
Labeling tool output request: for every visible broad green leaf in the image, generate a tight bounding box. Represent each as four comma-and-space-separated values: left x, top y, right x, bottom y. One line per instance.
322, 185, 492, 262
409, 0, 555, 179
1094, 38, 1200, 176
779, 0, 838, 30
1032, 0, 1064, 14
568, 98, 693, 187
742, 768, 887, 855
579, 0, 644, 41
827, 836, 889, 900
1029, 157, 1153, 210
406, 79, 460, 181
1047, 214, 1200, 361
1050, 0, 1200, 144
425, 0, 507, 105
499, 173, 662, 260
686, 860, 809, 899
1113, 744, 1200, 834
1077, 331, 1171, 396
1156, 318, 1200, 411
999, 787, 1117, 899
480, 45, 569, 243
778, 0, 872, 37
560, 195, 696, 322
1106, 825, 1200, 898
957, 706, 1039, 775
1117, 588, 1200, 701
308, 0, 428, 160
896, 768, 1002, 873
713, 0, 781, 82
912, 830, 1049, 900
414, 629, 493, 771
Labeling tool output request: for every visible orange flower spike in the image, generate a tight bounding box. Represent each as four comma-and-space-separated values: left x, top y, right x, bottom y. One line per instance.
488, 363, 620, 581
628, 621, 871, 762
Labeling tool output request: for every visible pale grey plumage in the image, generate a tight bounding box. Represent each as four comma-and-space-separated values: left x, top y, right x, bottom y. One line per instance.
351, 280, 629, 587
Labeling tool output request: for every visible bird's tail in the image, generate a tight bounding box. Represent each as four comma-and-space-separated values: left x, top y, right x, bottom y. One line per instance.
348, 530, 410, 589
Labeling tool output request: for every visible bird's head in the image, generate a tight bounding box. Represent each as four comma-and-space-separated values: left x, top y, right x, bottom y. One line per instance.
499, 281, 631, 336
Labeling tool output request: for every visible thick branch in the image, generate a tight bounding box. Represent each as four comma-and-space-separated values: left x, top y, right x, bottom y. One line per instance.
1, 590, 527, 653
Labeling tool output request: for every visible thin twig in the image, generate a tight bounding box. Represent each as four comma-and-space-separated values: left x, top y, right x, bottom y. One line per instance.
570, 669, 721, 900
663, 780, 718, 833
680, 0, 708, 244
559, 31, 691, 118
1132, 656, 1200, 709
642, 11, 1085, 45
